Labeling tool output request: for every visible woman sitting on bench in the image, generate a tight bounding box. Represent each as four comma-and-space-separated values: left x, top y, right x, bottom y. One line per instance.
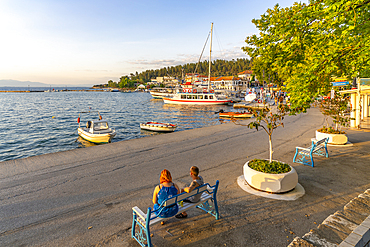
152, 169, 180, 218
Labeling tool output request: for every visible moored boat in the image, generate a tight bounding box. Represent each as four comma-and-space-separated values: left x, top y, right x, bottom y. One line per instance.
77, 111, 116, 143
149, 87, 176, 99
219, 111, 253, 118
140, 122, 177, 132
163, 89, 231, 105
163, 23, 231, 106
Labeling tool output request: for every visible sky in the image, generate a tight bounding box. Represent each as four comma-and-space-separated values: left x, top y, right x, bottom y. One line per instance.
0, 0, 306, 86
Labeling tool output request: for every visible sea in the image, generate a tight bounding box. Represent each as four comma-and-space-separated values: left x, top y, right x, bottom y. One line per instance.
0, 87, 232, 162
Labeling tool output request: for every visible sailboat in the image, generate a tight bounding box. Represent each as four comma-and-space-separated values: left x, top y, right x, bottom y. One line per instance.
163, 23, 232, 105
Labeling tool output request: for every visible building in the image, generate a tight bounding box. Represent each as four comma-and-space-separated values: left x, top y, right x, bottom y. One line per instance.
340, 78, 370, 129
237, 70, 253, 81
212, 76, 244, 91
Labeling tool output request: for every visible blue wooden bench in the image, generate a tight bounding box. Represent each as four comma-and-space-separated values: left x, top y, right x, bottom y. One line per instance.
293, 137, 329, 167
131, 180, 219, 247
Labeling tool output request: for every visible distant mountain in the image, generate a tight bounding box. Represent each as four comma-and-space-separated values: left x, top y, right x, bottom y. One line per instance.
0, 79, 91, 87
0, 79, 48, 87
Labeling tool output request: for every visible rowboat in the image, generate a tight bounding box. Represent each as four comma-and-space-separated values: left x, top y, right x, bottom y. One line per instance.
140, 122, 177, 132
77, 111, 116, 143
219, 111, 253, 118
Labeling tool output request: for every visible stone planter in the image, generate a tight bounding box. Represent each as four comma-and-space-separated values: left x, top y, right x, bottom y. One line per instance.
315, 130, 348, 145
243, 160, 298, 193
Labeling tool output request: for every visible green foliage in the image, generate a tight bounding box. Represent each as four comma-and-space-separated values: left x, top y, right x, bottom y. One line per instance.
317, 126, 346, 134
318, 91, 351, 132
248, 159, 291, 174
128, 58, 252, 83
243, 0, 370, 111
233, 104, 296, 162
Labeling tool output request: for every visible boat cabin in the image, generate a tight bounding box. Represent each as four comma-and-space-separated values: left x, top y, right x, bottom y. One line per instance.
86, 120, 111, 133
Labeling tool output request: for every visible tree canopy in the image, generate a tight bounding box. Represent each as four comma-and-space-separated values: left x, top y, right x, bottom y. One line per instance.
243, 0, 370, 110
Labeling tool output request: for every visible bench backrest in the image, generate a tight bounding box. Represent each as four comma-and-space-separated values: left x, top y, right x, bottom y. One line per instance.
312, 137, 328, 153
162, 183, 213, 207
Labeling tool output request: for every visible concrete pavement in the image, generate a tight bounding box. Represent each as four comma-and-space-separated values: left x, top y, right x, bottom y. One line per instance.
0, 107, 369, 247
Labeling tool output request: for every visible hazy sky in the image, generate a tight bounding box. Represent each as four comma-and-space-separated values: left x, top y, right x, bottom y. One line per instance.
0, 0, 305, 86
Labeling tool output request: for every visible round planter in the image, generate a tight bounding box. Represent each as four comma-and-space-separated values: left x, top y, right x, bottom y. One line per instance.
243, 160, 298, 193
316, 130, 348, 145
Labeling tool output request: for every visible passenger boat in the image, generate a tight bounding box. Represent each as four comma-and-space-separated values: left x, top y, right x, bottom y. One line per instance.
219, 111, 253, 118
163, 23, 231, 106
163, 89, 231, 105
140, 122, 177, 132
77, 111, 116, 143
149, 87, 176, 99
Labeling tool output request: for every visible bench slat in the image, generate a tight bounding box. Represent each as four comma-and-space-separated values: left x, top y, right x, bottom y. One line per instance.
148, 193, 213, 225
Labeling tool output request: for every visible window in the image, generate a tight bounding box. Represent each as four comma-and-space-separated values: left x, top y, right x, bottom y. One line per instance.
199, 95, 203, 99
192, 95, 197, 99
181, 95, 186, 99
209, 95, 213, 99
204, 95, 208, 99
187, 95, 191, 99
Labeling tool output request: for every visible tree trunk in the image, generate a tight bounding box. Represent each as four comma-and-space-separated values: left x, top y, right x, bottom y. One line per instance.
269, 134, 273, 163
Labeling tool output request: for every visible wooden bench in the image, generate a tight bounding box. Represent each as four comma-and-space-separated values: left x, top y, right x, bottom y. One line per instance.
131, 180, 219, 247
293, 137, 329, 167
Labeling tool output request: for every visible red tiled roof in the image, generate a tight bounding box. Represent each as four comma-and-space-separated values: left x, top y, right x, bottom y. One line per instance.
238, 70, 253, 75
214, 76, 241, 81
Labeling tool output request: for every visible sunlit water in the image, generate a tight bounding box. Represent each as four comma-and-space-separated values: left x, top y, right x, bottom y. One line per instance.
0, 91, 233, 162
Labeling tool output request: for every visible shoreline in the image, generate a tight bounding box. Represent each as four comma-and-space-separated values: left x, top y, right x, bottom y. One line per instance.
1, 107, 369, 246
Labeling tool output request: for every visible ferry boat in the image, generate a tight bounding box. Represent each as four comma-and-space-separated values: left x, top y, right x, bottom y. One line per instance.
140, 122, 177, 132
77, 111, 116, 143
163, 89, 231, 105
163, 23, 231, 105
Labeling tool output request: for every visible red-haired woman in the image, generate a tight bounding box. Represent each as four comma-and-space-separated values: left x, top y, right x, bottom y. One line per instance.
152, 169, 180, 218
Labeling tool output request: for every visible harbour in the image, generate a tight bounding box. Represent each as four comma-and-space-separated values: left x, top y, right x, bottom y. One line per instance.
0, 90, 232, 162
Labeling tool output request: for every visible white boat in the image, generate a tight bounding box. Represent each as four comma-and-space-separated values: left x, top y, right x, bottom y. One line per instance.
77, 111, 116, 143
163, 23, 232, 106
149, 87, 176, 99
140, 122, 177, 132
163, 90, 231, 105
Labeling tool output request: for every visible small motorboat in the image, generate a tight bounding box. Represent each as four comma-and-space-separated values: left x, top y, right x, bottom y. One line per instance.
77, 111, 116, 143
218, 110, 253, 118
140, 122, 177, 132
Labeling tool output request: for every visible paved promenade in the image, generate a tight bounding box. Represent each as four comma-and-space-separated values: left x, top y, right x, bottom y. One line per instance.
0, 107, 369, 247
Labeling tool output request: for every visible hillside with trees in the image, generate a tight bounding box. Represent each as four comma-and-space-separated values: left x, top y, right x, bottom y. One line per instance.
93, 58, 251, 88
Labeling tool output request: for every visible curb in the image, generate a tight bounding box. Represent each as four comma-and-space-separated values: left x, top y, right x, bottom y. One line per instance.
288, 189, 370, 247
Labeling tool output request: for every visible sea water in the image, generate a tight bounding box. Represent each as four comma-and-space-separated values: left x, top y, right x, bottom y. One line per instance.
0, 90, 231, 162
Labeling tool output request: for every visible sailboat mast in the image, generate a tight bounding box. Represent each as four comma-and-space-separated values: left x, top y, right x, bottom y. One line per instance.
208, 22, 213, 91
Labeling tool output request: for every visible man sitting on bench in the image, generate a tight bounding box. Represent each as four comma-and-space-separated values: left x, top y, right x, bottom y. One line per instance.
175, 166, 204, 218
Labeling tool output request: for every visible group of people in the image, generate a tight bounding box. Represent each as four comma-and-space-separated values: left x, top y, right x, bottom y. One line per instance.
152, 166, 203, 219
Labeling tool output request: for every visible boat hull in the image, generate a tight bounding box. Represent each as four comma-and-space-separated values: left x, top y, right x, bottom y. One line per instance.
163, 97, 230, 105
140, 122, 177, 132
78, 128, 116, 143
219, 112, 253, 118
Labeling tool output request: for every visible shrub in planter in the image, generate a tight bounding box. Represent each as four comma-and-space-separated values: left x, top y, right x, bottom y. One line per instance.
316, 91, 351, 144
232, 104, 300, 193
248, 159, 291, 174
244, 159, 298, 193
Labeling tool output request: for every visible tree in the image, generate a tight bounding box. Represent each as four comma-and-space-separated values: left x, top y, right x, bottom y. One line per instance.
318, 91, 351, 133
232, 104, 291, 163
243, 0, 370, 111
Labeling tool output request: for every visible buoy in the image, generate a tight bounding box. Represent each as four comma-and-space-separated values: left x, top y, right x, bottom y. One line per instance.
77, 117, 80, 123
99, 115, 102, 120
52, 116, 55, 119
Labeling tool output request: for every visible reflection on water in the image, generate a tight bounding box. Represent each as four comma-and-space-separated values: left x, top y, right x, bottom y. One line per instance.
0, 91, 232, 162
76, 136, 99, 148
